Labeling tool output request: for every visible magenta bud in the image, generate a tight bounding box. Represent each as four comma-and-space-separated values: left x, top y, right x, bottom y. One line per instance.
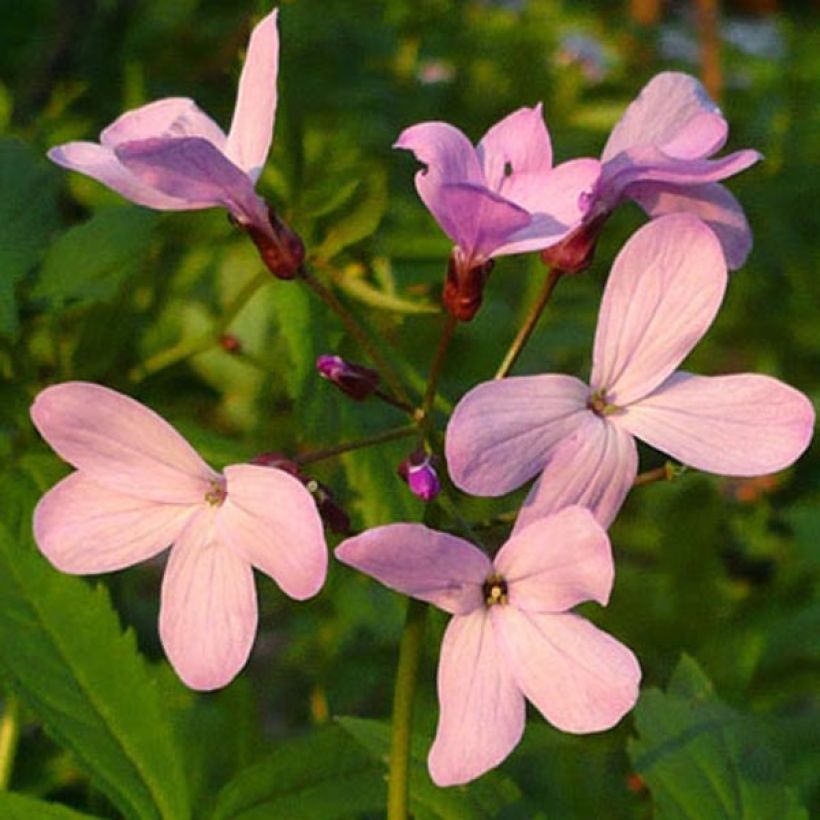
246, 204, 305, 280
540, 210, 610, 275
316, 354, 380, 401
397, 451, 441, 502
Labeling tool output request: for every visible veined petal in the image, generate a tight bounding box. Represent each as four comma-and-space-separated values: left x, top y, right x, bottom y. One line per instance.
434, 182, 531, 259
336, 524, 488, 615
629, 181, 753, 270
494, 608, 641, 733
99, 97, 227, 151
33, 472, 194, 574
617, 371, 815, 475
477, 104, 553, 196
513, 415, 638, 531
47, 142, 197, 211
428, 611, 525, 786
591, 214, 727, 406
159, 510, 257, 691
495, 507, 613, 612
445, 374, 589, 496
31, 382, 217, 504
602, 72, 727, 162
115, 137, 269, 228
225, 9, 279, 182
217, 465, 327, 601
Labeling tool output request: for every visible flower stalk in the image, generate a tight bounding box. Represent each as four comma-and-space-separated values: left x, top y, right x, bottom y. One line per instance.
294, 424, 419, 467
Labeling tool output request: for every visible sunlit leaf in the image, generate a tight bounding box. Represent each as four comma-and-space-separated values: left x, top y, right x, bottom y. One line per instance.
0, 792, 102, 819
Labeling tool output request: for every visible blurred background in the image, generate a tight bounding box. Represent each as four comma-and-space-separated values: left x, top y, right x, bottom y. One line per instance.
0, 0, 818, 817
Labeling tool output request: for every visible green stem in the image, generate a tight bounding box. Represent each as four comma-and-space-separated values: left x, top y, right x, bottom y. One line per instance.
298, 267, 412, 407
387, 598, 427, 820
634, 462, 681, 486
494, 267, 562, 379
0, 694, 20, 790
295, 424, 418, 466
130, 270, 271, 382
373, 388, 415, 415
421, 314, 458, 420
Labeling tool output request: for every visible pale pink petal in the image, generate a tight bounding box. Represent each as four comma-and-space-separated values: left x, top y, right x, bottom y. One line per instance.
31, 382, 217, 504
33, 472, 194, 574
602, 72, 727, 162
47, 142, 197, 211
394, 121, 484, 188
217, 465, 327, 601
513, 414, 638, 531
629, 181, 753, 270
494, 608, 641, 733
617, 371, 816, 476
434, 182, 531, 259
335, 524, 489, 615
160, 510, 257, 691
590, 214, 727, 406
494, 158, 602, 256
495, 507, 613, 612
225, 9, 279, 182
445, 375, 589, 496
99, 97, 227, 151
115, 137, 269, 228
476, 104, 553, 196
428, 610, 525, 786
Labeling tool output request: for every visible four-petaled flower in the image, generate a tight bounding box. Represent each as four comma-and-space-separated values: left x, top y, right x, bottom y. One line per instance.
544, 72, 761, 273
336, 506, 641, 786
31, 382, 328, 690
395, 106, 600, 319
47, 10, 303, 277
447, 213, 814, 530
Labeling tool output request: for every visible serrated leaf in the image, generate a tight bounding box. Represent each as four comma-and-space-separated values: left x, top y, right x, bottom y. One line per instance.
628, 655, 808, 820
0, 792, 102, 819
0, 138, 60, 336
33, 206, 157, 308
338, 716, 520, 819
0, 516, 190, 820
211, 724, 384, 820
315, 168, 387, 260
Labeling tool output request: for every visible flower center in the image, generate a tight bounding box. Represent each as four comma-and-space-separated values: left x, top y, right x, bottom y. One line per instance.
204, 478, 227, 506
588, 388, 620, 417
482, 573, 508, 607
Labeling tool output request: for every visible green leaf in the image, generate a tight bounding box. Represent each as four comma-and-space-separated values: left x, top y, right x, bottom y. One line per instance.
338, 261, 439, 315
315, 167, 387, 260
210, 724, 385, 820
0, 138, 60, 336
338, 716, 520, 819
33, 206, 157, 308
0, 518, 190, 820
0, 792, 102, 819
628, 655, 808, 820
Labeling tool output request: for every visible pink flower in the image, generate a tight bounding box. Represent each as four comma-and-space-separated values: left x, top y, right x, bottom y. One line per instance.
336, 506, 640, 786
544, 72, 761, 273
47, 11, 302, 277
447, 213, 814, 530
395, 106, 599, 319
31, 382, 328, 691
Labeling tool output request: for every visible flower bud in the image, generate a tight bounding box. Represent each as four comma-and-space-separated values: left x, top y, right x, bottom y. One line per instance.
540, 210, 610, 275
443, 250, 494, 322
219, 333, 242, 354
245, 204, 305, 280
316, 354, 380, 401
248, 451, 301, 476
397, 450, 441, 502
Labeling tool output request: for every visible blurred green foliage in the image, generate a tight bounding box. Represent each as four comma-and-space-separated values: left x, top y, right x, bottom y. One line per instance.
0, 0, 817, 817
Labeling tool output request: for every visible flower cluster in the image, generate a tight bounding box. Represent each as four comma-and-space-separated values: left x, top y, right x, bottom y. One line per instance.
34, 5, 814, 793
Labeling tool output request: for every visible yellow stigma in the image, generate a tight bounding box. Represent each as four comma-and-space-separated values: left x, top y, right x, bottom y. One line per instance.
588, 388, 620, 417
483, 573, 508, 607
204, 479, 227, 506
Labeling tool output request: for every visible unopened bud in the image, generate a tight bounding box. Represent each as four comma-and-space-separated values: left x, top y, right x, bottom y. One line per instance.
245, 204, 305, 280
316, 354, 380, 401
397, 450, 441, 502
540, 210, 610, 275
443, 250, 494, 322
219, 333, 242, 354
248, 451, 302, 476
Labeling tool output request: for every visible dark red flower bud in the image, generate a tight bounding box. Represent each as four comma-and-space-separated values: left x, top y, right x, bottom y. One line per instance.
316, 354, 380, 401
443, 251, 494, 322
248, 451, 302, 477
219, 333, 242, 354
245, 204, 305, 280
540, 210, 610, 275
397, 449, 441, 502
304, 477, 352, 534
